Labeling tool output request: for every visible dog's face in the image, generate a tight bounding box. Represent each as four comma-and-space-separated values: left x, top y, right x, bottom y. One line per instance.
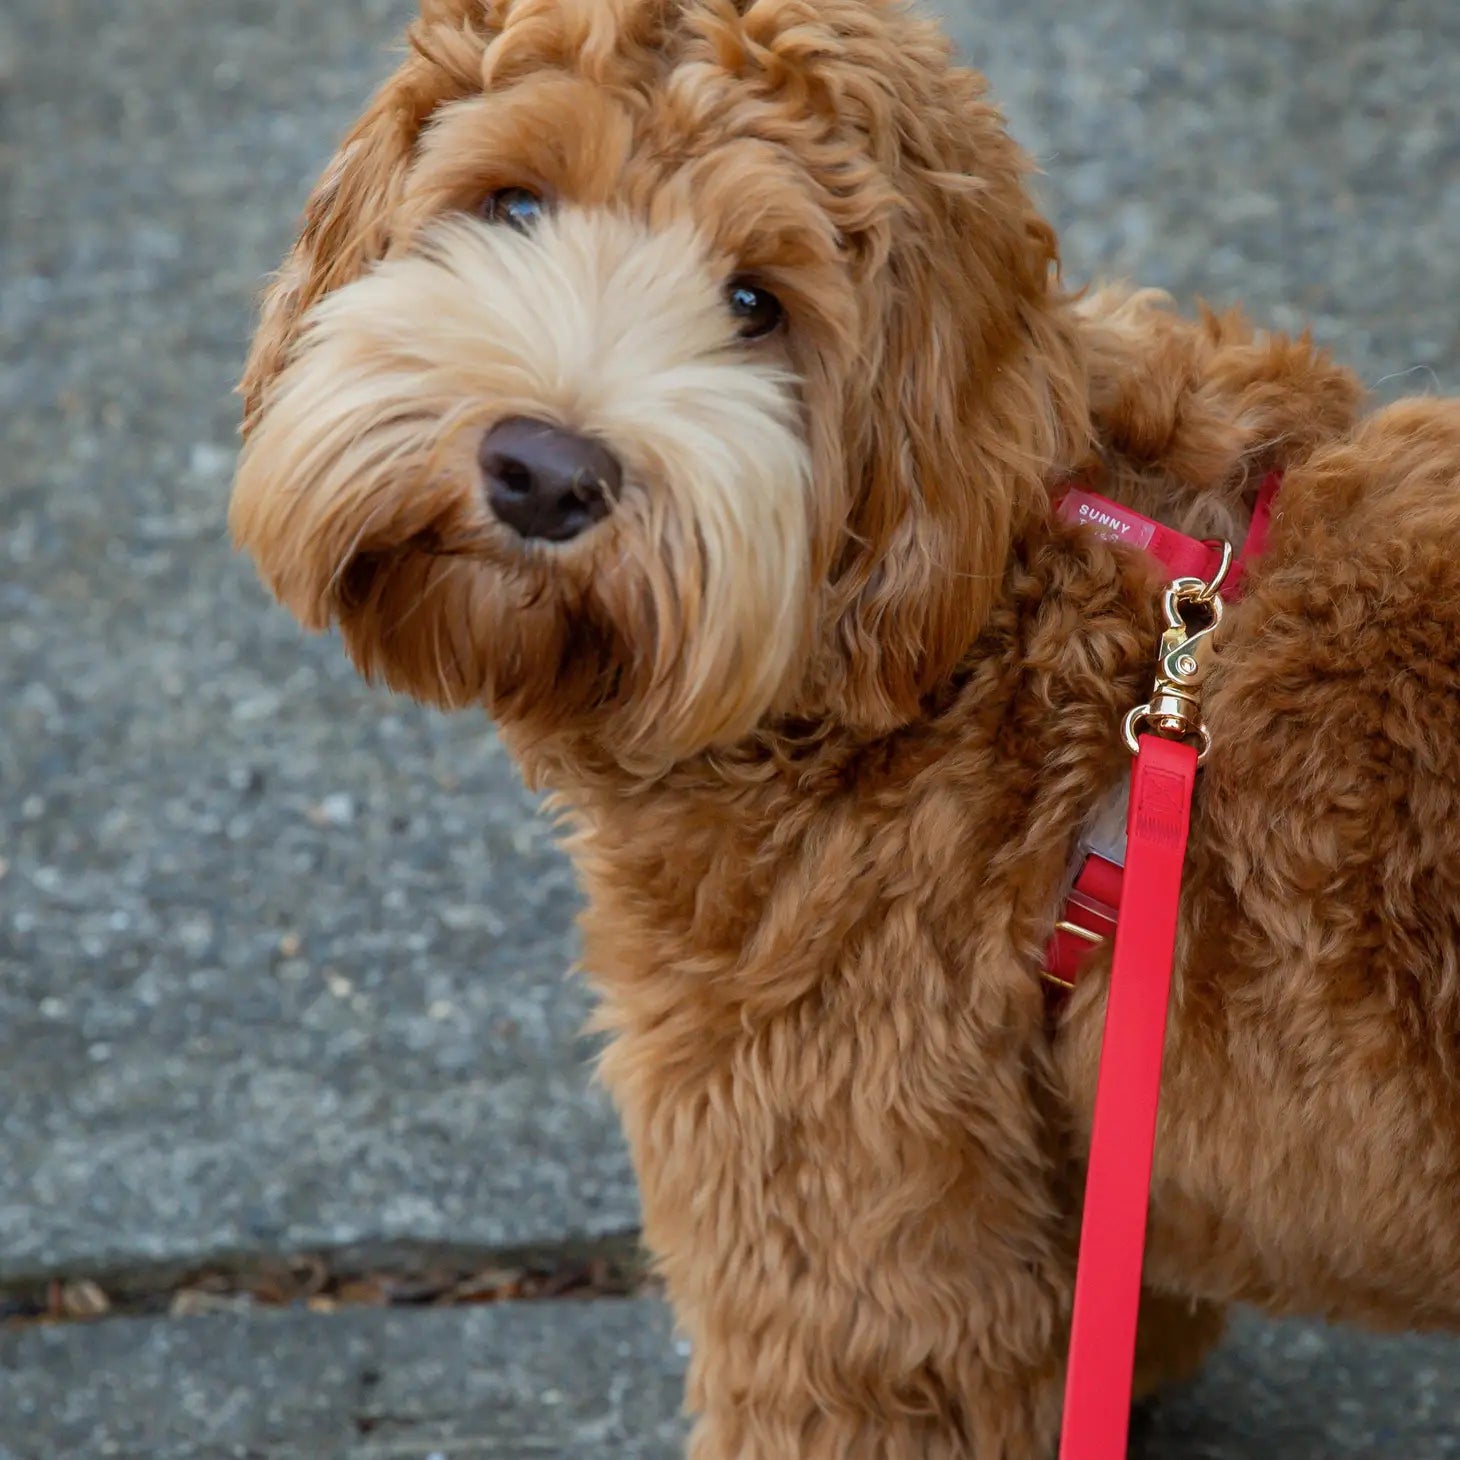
231, 0, 1071, 775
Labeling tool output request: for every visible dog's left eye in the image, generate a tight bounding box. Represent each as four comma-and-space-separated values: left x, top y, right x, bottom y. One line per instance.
726, 278, 785, 340
481, 187, 544, 233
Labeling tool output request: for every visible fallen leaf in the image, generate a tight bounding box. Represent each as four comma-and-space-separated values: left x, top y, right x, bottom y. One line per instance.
58, 1281, 110, 1320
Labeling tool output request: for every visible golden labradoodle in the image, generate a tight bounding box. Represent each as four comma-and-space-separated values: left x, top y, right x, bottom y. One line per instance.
231, 1, 1460, 1453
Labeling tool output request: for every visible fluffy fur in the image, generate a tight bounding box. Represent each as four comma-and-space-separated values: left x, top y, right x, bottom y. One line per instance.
230, 2, 1460, 1455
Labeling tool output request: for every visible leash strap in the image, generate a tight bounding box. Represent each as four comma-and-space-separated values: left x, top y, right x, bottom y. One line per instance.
1049, 470, 1283, 1457
1057, 733, 1199, 1460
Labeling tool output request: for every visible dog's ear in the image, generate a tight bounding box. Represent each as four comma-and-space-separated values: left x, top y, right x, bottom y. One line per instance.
824, 82, 1083, 731
239, 6, 496, 432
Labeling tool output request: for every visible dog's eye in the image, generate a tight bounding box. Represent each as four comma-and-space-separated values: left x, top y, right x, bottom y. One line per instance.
726, 278, 785, 340
481, 187, 544, 233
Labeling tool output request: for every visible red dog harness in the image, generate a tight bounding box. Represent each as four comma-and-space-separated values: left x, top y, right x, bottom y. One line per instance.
1045, 470, 1282, 989
1048, 470, 1283, 1460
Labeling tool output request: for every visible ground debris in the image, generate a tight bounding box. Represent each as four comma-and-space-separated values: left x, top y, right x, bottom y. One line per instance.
2, 1243, 649, 1331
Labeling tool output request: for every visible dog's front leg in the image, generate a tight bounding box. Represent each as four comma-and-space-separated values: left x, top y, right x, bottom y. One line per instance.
666, 1139, 1067, 1460
682, 1353, 1063, 1460
618, 994, 1071, 1459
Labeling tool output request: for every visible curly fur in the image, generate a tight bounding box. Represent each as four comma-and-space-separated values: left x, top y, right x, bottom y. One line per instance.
230, 2, 1460, 1455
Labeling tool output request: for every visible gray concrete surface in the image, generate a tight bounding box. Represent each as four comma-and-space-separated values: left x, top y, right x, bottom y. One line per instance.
1139, 1313, 1460, 1459
2, 1302, 1459, 1460
0, 1300, 688, 1460
3, 0, 1460, 1454
1, 2, 636, 1278
951, 0, 1460, 390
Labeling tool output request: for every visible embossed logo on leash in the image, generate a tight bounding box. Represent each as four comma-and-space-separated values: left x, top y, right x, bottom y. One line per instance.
1133, 766, 1187, 849
1058, 488, 1157, 551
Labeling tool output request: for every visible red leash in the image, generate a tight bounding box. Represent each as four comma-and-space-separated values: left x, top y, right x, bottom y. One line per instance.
1057, 734, 1198, 1460
1052, 472, 1283, 1460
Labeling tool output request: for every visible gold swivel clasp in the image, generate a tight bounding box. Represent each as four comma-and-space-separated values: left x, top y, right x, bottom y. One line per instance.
1122, 540, 1233, 763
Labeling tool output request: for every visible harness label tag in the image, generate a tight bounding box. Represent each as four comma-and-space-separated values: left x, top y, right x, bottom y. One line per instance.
1058, 489, 1157, 552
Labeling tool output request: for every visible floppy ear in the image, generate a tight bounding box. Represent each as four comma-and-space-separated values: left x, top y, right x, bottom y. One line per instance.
239, 4, 495, 432
825, 85, 1084, 731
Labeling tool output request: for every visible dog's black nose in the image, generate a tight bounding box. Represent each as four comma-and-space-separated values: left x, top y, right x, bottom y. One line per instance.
479, 417, 621, 543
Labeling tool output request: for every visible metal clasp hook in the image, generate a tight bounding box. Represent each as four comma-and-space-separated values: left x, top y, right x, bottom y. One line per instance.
1122, 541, 1233, 762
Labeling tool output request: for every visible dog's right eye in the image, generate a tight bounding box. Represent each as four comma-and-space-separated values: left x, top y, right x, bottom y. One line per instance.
726, 278, 785, 340
480, 188, 544, 233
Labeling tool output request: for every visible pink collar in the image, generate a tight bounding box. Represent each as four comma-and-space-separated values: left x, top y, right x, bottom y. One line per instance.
1044, 469, 1283, 991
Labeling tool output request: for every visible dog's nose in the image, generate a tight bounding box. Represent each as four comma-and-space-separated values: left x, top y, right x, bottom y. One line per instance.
479, 417, 622, 543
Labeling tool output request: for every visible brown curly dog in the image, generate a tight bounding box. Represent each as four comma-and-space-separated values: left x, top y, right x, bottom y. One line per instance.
229, 1, 1460, 1454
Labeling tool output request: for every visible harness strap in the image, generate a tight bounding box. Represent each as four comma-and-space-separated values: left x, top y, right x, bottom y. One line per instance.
1045, 468, 1283, 987
1056, 485, 1229, 586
